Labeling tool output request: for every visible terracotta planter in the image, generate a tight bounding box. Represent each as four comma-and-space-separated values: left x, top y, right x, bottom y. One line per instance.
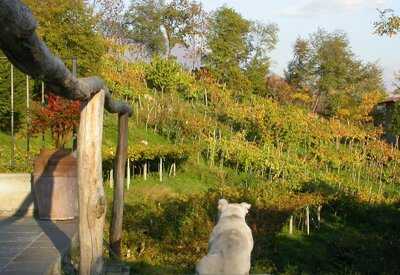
33, 149, 78, 220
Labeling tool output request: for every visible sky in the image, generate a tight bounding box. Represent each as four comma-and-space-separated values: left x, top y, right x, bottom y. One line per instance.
197, 0, 400, 92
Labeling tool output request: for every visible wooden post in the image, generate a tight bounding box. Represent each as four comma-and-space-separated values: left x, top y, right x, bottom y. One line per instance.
143, 162, 147, 180
305, 206, 310, 236
317, 205, 322, 225
127, 158, 131, 190
289, 215, 293, 235
109, 169, 114, 189
72, 57, 78, 151
77, 90, 106, 275
159, 157, 163, 182
26, 75, 30, 161
41, 81, 45, 148
10, 64, 15, 168
110, 113, 129, 258
136, 102, 139, 125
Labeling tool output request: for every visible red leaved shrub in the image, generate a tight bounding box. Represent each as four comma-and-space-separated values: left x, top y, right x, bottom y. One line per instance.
30, 93, 80, 148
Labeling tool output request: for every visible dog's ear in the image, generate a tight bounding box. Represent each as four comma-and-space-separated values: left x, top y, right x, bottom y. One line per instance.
218, 199, 229, 212
240, 202, 251, 213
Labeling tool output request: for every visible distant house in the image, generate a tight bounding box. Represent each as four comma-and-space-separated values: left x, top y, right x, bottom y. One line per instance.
375, 95, 400, 144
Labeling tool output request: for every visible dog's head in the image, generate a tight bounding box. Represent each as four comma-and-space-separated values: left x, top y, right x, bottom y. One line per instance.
217, 199, 251, 220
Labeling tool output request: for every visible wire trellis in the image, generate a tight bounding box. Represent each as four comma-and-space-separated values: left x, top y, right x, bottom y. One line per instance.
0, 56, 78, 172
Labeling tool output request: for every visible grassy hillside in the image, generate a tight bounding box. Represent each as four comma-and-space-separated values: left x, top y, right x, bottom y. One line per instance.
1, 58, 399, 274
102, 59, 400, 273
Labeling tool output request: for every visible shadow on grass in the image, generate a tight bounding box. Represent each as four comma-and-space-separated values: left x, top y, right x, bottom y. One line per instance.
116, 192, 293, 274
111, 180, 400, 274
266, 180, 400, 275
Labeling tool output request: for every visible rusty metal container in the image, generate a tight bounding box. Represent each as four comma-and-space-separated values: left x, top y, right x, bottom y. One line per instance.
33, 149, 78, 220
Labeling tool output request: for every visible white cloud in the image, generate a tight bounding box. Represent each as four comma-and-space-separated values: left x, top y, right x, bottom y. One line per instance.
282, 0, 386, 17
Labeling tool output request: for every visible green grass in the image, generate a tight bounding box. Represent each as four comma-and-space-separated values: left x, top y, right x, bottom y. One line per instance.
103, 113, 170, 149
104, 173, 400, 275
2, 108, 400, 275
0, 129, 53, 172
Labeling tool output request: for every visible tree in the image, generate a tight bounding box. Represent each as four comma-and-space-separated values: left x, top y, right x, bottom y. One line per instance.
205, 7, 278, 96
285, 29, 385, 119
163, 0, 207, 56
90, 0, 127, 40
245, 21, 278, 96
23, 0, 106, 75
285, 38, 313, 90
124, 0, 207, 57
374, 9, 400, 36
266, 74, 295, 103
124, 0, 165, 55
205, 6, 250, 86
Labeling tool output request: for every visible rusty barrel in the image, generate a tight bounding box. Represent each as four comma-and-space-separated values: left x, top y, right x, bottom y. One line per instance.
33, 149, 78, 220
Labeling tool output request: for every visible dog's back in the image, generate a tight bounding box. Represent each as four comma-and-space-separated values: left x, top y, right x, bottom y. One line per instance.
196, 199, 253, 275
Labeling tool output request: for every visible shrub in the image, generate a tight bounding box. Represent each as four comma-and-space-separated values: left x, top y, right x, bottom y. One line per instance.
30, 94, 80, 148
145, 57, 181, 93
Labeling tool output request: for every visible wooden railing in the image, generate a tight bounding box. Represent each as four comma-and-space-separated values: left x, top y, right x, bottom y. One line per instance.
0, 1, 131, 274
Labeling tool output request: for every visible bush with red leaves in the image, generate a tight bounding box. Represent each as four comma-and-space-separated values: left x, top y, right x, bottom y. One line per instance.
30, 94, 80, 148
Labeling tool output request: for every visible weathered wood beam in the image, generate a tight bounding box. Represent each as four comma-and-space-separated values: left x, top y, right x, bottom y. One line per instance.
77, 90, 106, 275
0, 0, 132, 116
110, 113, 129, 258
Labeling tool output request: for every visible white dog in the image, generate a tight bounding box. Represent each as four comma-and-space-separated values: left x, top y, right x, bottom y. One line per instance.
196, 199, 253, 275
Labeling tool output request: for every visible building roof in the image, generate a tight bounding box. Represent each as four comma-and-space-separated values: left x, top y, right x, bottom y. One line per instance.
379, 95, 400, 105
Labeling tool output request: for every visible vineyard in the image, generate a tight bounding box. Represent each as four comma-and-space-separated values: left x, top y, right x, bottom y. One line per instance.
1, 55, 399, 274
99, 57, 400, 274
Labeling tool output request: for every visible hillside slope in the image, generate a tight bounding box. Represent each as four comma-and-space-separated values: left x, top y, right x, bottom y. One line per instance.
1, 58, 399, 274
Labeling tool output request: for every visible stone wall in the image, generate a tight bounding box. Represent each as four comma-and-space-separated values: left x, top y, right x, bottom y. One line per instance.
0, 173, 34, 216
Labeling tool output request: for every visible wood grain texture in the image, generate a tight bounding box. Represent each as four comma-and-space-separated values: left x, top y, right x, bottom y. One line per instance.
77, 90, 106, 275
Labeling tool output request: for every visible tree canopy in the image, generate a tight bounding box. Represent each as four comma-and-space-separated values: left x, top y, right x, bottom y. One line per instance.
205, 7, 278, 96
285, 29, 385, 120
124, 0, 207, 57
374, 9, 400, 37
23, 0, 106, 75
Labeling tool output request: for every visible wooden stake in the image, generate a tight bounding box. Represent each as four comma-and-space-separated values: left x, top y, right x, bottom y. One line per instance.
136, 102, 139, 125
110, 112, 129, 258
109, 169, 114, 189
10, 64, 15, 168
41, 81, 45, 148
26, 75, 30, 162
159, 157, 163, 182
127, 158, 131, 190
317, 205, 322, 225
289, 215, 293, 235
305, 206, 310, 236
143, 162, 147, 180
77, 90, 106, 275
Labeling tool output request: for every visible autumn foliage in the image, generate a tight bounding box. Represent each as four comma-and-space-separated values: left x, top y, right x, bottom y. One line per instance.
30, 94, 80, 148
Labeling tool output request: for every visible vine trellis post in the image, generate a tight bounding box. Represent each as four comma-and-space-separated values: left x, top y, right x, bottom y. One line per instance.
0, 1, 132, 274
